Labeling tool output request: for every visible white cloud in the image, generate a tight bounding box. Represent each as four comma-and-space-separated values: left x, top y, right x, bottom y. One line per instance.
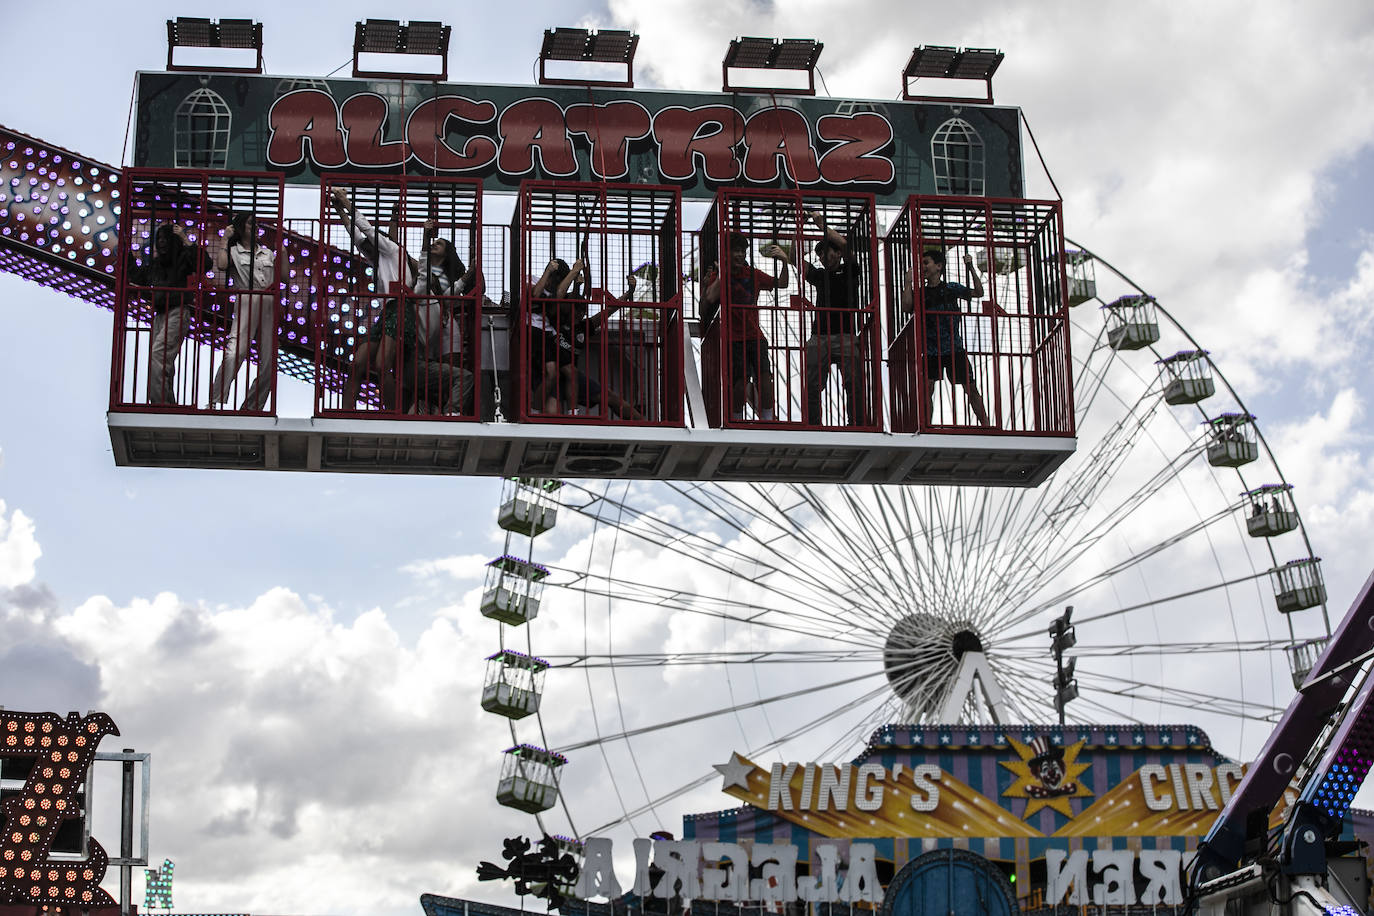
0, 500, 41, 588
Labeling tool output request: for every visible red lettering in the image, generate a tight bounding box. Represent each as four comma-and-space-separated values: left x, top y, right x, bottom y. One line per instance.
565, 102, 652, 180
406, 96, 499, 171
817, 113, 894, 184
742, 108, 820, 184
340, 94, 408, 167
497, 99, 577, 176
0, 710, 119, 907
653, 106, 743, 182
267, 89, 346, 169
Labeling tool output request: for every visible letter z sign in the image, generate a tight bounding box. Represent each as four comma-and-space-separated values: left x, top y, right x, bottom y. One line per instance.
0, 711, 119, 907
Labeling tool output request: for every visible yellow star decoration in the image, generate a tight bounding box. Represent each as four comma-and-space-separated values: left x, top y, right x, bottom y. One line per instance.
999, 736, 1094, 819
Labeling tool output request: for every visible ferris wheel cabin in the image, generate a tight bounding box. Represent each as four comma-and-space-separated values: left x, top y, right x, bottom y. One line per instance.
64, 23, 1082, 487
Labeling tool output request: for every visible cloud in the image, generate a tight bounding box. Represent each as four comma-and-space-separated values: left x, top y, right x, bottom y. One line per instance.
8, 584, 527, 916
0, 500, 41, 588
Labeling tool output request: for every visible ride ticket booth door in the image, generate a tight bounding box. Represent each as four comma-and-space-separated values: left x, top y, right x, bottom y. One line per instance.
113, 169, 285, 415
513, 179, 683, 427
884, 196, 1074, 437
315, 175, 483, 420
699, 188, 881, 431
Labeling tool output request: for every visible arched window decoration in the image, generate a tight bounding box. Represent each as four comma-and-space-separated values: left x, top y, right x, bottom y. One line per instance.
174, 87, 231, 169
932, 117, 984, 196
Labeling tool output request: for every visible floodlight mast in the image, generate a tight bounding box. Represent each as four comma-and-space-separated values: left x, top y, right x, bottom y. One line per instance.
1048, 605, 1076, 725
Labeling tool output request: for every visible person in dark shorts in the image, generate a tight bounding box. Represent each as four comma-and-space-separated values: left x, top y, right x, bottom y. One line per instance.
921, 248, 991, 427
801, 208, 867, 427
703, 233, 790, 422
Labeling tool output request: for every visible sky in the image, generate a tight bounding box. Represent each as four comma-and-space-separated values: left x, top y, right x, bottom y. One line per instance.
2, 2, 1374, 915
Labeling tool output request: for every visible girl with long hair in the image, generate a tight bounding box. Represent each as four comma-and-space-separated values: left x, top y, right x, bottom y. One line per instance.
210, 212, 278, 411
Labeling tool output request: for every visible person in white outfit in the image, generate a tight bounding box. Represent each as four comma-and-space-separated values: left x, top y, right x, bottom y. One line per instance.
209, 212, 278, 411
330, 187, 417, 411
411, 221, 478, 414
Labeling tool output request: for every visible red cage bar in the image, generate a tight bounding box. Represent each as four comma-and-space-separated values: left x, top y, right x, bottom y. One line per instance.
112, 169, 285, 415
884, 195, 1073, 436
513, 180, 683, 427
315, 175, 483, 420
699, 189, 881, 431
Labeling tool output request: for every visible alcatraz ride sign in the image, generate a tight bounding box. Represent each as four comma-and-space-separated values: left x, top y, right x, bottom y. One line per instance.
130, 73, 1026, 204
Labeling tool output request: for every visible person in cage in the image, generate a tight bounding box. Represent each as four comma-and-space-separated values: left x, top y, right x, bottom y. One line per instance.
125, 223, 200, 405
209, 212, 279, 411
921, 248, 991, 427
703, 232, 790, 423
528, 257, 642, 420
411, 220, 478, 415
801, 208, 868, 427
330, 187, 417, 411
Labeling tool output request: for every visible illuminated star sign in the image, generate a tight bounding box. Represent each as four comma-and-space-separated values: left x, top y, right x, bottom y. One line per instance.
999, 736, 1094, 819
714, 753, 753, 791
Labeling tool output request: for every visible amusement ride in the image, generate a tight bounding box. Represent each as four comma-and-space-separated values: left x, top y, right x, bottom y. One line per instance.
0, 15, 1368, 916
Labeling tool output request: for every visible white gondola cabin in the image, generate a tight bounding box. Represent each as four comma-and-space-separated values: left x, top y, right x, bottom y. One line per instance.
497, 477, 563, 537
1271, 557, 1326, 615
496, 744, 565, 814
1205, 413, 1259, 467
481, 649, 549, 720
1287, 636, 1330, 690
1157, 350, 1215, 405
1065, 249, 1096, 307
480, 555, 550, 626
1102, 294, 1160, 351
1245, 484, 1299, 538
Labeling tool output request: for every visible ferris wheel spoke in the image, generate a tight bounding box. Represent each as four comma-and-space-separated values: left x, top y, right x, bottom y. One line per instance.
986, 500, 1242, 639
552, 666, 889, 754
548, 566, 882, 646
1019, 658, 1283, 722
661, 481, 893, 638
544, 648, 884, 668
992, 638, 1291, 656
745, 482, 911, 631
552, 489, 884, 640
581, 678, 897, 836
993, 440, 1211, 624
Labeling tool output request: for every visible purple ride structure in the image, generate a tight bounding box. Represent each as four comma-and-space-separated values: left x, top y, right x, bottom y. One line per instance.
0, 16, 1352, 916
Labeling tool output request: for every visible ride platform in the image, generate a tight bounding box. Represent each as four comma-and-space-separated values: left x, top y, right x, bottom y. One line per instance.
105, 412, 1073, 486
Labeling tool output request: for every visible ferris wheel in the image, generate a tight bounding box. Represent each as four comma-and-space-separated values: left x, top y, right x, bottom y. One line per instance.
476, 241, 1332, 852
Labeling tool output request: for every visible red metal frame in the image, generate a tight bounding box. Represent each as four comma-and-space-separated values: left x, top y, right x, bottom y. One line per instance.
700, 188, 882, 432
883, 194, 1074, 437
112, 168, 285, 416
514, 179, 684, 428
315, 174, 484, 421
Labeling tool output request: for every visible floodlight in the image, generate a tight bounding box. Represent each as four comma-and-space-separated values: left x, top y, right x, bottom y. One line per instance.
165, 18, 263, 74
352, 19, 452, 80
722, 37, 823, 96
902, 45, 1004, 104
538, 27, 639, 87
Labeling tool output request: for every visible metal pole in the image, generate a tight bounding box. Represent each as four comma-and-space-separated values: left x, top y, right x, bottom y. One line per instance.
121, 748, 135, 916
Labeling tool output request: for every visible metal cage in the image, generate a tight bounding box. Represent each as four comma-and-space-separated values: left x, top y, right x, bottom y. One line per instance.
113, 169, 284, 415
1205, 413, 1259, 468
481, 650, 549, 720
315, 175, 483, 420
884, 196, 1074, 435
1271, 557, 1326, 615
513, 180, 683, 427
699, 188, 882, 431
496, 745, 565, 814
1157, 349, 1215, 405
